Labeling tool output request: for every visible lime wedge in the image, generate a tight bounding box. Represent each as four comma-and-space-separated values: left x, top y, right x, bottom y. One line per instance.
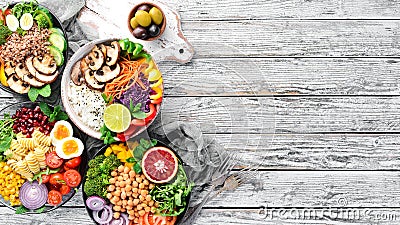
103, 104, 131, 133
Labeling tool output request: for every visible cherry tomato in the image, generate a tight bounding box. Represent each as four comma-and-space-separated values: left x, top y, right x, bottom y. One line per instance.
49, 173, 65, 185
48, 183, 61, 191
116, 133, 127, 142
4, 9, 12, 16
63, 165, 72, 171
144, 104, 156, 123
64, 169, 81, 188
47, 190, 62, 206
46, 152, 63, 169
41, 174, 50, 184
65, 156, 81, 168
60, 184, 71, 195
151, 97, 162, 105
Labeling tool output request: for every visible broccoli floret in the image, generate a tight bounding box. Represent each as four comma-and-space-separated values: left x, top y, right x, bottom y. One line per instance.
34, 14, 49, 29
84, 176, 108, 198
88, 155, 106, 168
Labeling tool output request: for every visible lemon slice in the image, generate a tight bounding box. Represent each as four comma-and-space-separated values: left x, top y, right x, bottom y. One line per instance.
103, 104, 131, 133
20, 13, 33, 30
6, 15, 19, 32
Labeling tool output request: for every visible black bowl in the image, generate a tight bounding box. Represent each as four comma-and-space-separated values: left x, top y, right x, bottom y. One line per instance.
82, 139, 191, 224
0, 101, 87, 213
0, 3, 69, 101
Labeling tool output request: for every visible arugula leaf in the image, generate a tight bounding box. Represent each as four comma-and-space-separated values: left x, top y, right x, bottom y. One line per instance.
32, 168, 60, 184
15, 205, 28, 214
35, 206, 46, 213
28, 84, 51, 102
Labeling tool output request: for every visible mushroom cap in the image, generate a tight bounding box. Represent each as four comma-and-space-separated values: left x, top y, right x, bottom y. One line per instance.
87, 46, 105, 71
15, 63, 30, 81
4, 61, 15, 76
33, 54, 57, 75
94, 63, 120, 83
71, 61, 84, 86
26, 57, 58, 84
84, 69, 105, 91
105, 41, 121, 66
7, 75, 30, 94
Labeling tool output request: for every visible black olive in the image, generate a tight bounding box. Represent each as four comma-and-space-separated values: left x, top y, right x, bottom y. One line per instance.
132, 27, 148, 40
148, 24, 160, 37
137, 4, 151, 12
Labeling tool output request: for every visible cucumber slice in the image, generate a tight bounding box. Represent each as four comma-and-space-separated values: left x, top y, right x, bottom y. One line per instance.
49, 27, 64, 36
49, 46, 64, 66
48, 33, 67, 52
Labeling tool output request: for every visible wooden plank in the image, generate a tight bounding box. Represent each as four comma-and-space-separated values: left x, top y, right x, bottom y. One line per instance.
156, 58, 400, 96
57, 171, 400, 207
2, 207, 400, 224
78, 7, 400, 57
86, 0, 400, 20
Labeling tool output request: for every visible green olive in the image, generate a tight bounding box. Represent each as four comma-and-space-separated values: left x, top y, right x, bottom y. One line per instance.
130, 17, 139, 29
149, 7, 163, 25
135, 10, 152, 27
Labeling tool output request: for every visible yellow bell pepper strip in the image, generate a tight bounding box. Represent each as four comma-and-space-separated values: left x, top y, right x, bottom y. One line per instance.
0, 60, 8, 87
148, 68, 161, 82
150, 86, 162, 100
145, 60, 155, 75
150, 77, 163, 88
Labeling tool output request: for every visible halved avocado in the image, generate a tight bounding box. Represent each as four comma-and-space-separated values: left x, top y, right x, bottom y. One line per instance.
84, 69, 105, 91
7, 76, 30, 94
26, 57, 55, 85
33, 54, 57, 75
105, 41, 121, 66
94, 64, 120, 83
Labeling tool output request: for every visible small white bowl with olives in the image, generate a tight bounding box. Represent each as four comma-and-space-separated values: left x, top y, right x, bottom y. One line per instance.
128, 2, 166, 41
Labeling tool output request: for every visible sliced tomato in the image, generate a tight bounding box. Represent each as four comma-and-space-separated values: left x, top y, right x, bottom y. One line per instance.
47, 190, 62, 206
64, 169, 81, 188
143, 212, 154, 225
151, 97, 162, 105
41, 174, 50, 184
4, 9, 12, 16
65, 156, 81, 168
139, 215, 145, 225
167, 216, 177, 225
49, 173, 65, 185
144, 104, 156, 123
46, 152, 63, 169
60, 184, 71, 195
153, 215, 167, 225
63, 165, 72, 171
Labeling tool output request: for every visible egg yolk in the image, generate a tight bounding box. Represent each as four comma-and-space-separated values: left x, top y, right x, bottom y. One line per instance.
62, 140, 78, 155
55, 125, 70, 140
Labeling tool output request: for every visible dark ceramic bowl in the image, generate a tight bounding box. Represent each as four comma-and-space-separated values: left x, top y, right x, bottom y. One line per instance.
0, 101, 87, 213
82, 139, 191, 224
128, 2, 166, 41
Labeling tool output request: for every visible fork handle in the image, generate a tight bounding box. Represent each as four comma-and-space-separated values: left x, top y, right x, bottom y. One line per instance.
180, 188, 214, 225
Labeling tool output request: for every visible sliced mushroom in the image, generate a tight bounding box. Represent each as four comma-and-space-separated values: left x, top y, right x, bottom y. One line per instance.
35, 71, 59, 84
86, 46, 104, 71
105, 41, 121, 66
33, 54, 57, 75
15, 63, 30, 81
25, 57, 50, 86
84, 69, 105, 90
4, 61, 15, 76
7, 76, 30, 94
100, 44, 107, 57
94, 64, 120, 83
71, 61, 84, 86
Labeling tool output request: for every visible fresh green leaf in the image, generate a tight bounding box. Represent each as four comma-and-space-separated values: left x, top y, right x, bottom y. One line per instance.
131, 111, 146, 119
32, 168, 60, 184
35, 206, 46, 213
15, 205, 28, 214
0, 24, 12, 45
151, 139, 157, 147
38, 84, 51, 97
16, 27, 26, 36
133, 162, 142, 174
39, 102, 52, 116
55, 111, 69, 121
28, 88, 39, 102
100, 124, 116, 145
126, 157, 137, 163
134, 145, 146, 160
101, 93, 113, 104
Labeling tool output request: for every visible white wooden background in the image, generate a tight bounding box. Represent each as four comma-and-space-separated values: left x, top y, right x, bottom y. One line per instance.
2, 0, 400, 224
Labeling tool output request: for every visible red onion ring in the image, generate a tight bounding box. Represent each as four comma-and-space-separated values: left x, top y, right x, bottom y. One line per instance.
86, 196, 106, 211
19, 181, 48, 210
120, 213, 129, 225
93, 205, 113, 224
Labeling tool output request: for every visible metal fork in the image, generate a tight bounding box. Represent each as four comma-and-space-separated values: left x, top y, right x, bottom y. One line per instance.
181, 165, 258, 225
180, 153, 238, 223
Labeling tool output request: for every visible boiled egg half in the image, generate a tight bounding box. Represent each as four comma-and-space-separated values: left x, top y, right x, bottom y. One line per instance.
50, 121, 73, 146
56, 137, 84, 159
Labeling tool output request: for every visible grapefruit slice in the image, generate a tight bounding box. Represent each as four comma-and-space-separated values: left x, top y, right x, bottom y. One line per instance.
142, 147, 179, 184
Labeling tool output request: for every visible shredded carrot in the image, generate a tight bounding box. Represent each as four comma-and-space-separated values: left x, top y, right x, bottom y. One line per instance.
104, 58, 148, 99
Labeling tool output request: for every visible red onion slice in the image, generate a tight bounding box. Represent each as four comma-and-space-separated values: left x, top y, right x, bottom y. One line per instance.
120, 213, 129, 225
93, 205, 113, 224
19, 181, 48, 210
86, 196, 106, 211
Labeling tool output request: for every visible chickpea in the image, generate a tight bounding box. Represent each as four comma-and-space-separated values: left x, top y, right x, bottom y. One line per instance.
114, 212, 120, 219
143, 180, 149, 186
141, 174, 146, 179
111, 196, 120, 203
119, 181, 126, 187
145, 207, 151, 212
151, 207, 156, 213
114, 190, 121, 196
141, 203, 147, 208
117, 201, 123, 206
139, 183, 145, 189
106, 193, 113, 199
132, 181, 139, 188
128, 209, 134, 215
115, 181, 120, 187
132, 193, 139, 198
118, 176, 123, 182
110, 198, 116, 205
134, 218, 139, 224
141, 190, 148, 196
126, 179, 132, 185
136, 177, 143, 183
108, 185, 115, 192
123, 174, 129, 180
137, 205, 143, 210
139, 195, 145, 201
136, 174, 140, 178
155, 202, 159, 208
109, 178, 116, 184
132, 187, 138, 193
111, 171, 118, 176
124, 166, 130, 174
149, 200, 154, 206
133, 198, 140, 206
149, 184, 155, 190
121, 188, 126, 193
121, 192, 127, 200
127, 205, 133, 210
125, 185, 132, 192
113, 205, 121, 212
135, 212, 139, 217
128, 215, 135, 220
139, 210, 146, 217
116, 186, 121, 191
146, 195, 152, 202
122, 200, 128, 206
129, 171, 136, 178
118, 165, 124, 172
126, 191, 132, 197
121, 208, 126, 213
128, 199, 133, 206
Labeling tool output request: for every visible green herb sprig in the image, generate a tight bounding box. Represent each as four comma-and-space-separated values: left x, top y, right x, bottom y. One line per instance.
0, 114, 15, 161
39, 102, 69, 122
100, 125, 116, 145
126, 139, 157, 173
129, 101, 146, 119
28, 84, 51, 102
